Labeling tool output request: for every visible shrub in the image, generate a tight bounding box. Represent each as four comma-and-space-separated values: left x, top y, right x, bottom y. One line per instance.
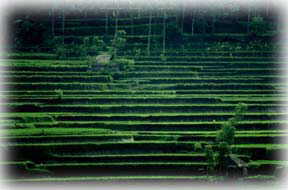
133, 48, 142, 57
107, 75, 113, 82
54, 36, 105, 59
250, 16, 268, 36
54, 89, 63, 100
215, 141, 230, 173
194, 142, 203, 152
83, 36, 106, 54
216, 103, 247, 145
14, 122, 35, 129
112, 58, 134, 72
160, 53, 167, 62
98, 84, 108, 91
205, 144, 216, 173
234, 102, 248, 120
216, 122, 235, 145
110, 30, 127, 57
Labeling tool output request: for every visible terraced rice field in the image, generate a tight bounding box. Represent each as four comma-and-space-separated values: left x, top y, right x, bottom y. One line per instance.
2, 9, 286, 184
2, 48, 286, 183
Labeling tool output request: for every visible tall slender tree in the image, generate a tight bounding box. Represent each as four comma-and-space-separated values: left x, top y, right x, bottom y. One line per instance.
62, 5, 65, 44
50, 4, 55, 36
105, 11, 109, 35
147, 8, 152, 56
114, 0, 119, 38
191, 10, 195, 35
181, 2, 185, 34
162, 8, 166, 55
247, 6, 251, 33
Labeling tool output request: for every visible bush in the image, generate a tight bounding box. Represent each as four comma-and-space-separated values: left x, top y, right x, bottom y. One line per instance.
110, 30, 127, 57
194, 142, 203, 152
98, 84, 109, 91
234, 103, 248, 119
160, 53, 167, 62
216, 103, 247, 145
250, 16, 268, 36
112, 58, 134, 72
55, 45, 67, 59
133, 48, 143, 57
54, 89, 63, 100
54, 36, 105, 59
55, 43, 87, 59
205, 144, 216, 173
216, 122, 235, 145
14, 122, 35, 129
215, 141, 230, 173
83, 36, 106, 54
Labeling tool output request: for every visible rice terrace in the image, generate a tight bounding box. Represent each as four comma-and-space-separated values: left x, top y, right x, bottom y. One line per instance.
1, 0, 287, 186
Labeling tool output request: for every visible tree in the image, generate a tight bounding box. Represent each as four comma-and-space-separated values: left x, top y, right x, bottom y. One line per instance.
181, 1, 185, 35
250, 16, 267, 36
61, 6, 65, 45
215, 141, 231, 174
247, 6, 251, 33
216, 103, 247, 145
113, 0, 120, 39
205, 144, 216, 173
191, 10, 195, 35
105, 11, 109, 35
147, 8, 153, 56
162, 9, 167, 56
216, 121, 236, 145
110, 30, 127, 58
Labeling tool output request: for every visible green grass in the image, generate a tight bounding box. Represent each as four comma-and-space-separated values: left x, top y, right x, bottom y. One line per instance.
4, 128, 287, 137
5, 89, 283, 95
3, 128, 112, 136
52, 153, 205, 158
2, 175, 221, 182
5, 93, 284, 98
4, 111, 285, 117
249, 160, 288, 166
232, 144, 288, 149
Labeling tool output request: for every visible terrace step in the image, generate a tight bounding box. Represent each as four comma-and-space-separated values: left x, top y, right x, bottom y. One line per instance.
5, 23, 284, 181
248, 160, 288, 175
47, 120, 285, 131
4, 134, 284, 145
3, 175, 223, 183
4, 89, 283, 96
49, 153, 206, 163
7, 97, 223, 104
129, 56, 275, 62
4, 142, 201, 162
7, 103, 282, 113
40, 162, 208, 177
6, 82, 280, 91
